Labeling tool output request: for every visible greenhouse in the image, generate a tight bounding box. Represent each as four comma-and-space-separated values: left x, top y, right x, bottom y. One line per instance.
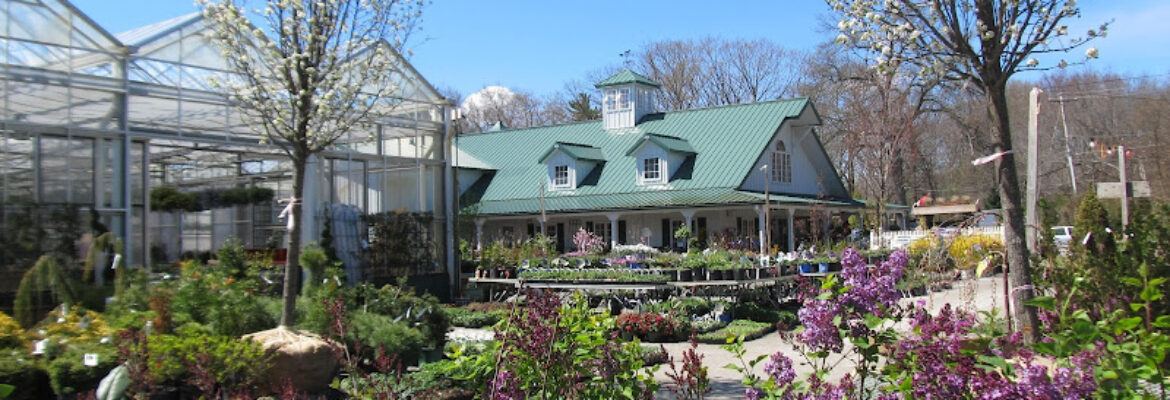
0, 1, 455, 296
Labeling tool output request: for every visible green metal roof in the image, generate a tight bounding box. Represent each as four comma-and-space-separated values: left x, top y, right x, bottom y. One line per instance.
625, 133, 696, 156
539, 142, 607, 163
452, 146, 495, 170
457, 98, 821, 215
594, 69, 662, 88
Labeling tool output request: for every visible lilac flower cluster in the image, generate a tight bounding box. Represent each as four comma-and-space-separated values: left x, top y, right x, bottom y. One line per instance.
889, 305, 1100, 400
797, 249, 908, 353
764, 352, 796, 388
838, 248, 906, 314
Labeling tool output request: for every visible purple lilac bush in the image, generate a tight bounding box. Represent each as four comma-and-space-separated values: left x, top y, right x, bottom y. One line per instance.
744, 248, 1101, 400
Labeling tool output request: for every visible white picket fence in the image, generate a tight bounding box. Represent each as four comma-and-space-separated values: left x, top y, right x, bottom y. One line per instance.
870, 226, 1005, 250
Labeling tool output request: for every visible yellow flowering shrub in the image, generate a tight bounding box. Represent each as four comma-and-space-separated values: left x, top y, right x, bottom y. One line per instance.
30, 305, 112, 344
948, 234, 1004, 270
907, 234, 941, 259
0, 311, 27, 348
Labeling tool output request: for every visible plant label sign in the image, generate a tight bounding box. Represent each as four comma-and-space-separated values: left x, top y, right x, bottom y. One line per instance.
84, 353, 99, 367
1096, 181, 1151, 199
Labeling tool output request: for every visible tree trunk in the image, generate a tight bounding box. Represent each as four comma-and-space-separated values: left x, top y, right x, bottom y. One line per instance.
890, 157, 908, 206
280, 156, 307, 327
987, 83, 1040, 343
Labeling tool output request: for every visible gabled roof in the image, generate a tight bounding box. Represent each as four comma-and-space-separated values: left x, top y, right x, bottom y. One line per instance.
625, 133, 695, 156
458, 98, 831, 215
539, 142, 606, 163
594, 69, 661, 88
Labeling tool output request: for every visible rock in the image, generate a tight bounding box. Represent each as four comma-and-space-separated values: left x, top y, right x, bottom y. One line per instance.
244, 326, 342, 393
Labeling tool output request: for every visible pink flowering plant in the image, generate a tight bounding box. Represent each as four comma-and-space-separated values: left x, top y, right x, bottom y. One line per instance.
571, 228, 605, 255
728, 248, 1103, 400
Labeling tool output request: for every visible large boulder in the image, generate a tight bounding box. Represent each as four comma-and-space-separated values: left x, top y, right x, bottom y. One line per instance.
244, 326, 342, 393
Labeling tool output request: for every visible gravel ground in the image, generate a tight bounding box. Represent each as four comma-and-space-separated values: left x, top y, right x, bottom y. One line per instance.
652, 275, 1009, 399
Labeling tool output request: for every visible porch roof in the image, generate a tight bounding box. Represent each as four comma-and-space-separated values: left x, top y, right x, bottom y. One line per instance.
472, 187, 862, 216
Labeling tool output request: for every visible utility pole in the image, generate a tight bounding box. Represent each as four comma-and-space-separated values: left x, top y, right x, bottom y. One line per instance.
763, 164, 771, 258
1057, 96, 1079, 195
1119, 144, 1128, 231
1025, 87, 1041, 253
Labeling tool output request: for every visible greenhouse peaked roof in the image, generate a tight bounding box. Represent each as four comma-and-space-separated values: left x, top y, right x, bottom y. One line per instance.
116, 12, 202, 46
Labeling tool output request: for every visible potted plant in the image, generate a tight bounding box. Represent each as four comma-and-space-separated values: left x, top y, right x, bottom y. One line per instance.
798, 259, 814, 274
814, 257, 832, 273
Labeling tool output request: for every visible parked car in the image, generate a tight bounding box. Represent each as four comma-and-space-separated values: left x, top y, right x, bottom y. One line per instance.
1052, 226, 1073, 252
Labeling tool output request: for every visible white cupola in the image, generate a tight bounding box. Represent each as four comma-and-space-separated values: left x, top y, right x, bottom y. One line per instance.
594, 69, 660, 131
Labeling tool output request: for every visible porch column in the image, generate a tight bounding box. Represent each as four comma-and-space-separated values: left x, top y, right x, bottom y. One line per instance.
607, 213, 620, 248
474, 218, 485, 251
787, 208, 795, 253
754, 205, 767, 256
680, 209, 695, 252
824, 211, 833, 245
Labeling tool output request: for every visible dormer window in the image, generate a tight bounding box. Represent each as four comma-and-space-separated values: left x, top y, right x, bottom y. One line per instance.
642, 157, 663, 184
553, 165, 570, 188
540, 142, 605, 191
771, 140, 792, 183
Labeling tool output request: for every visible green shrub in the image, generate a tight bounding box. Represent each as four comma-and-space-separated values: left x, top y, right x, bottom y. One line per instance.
138, 332, 269, 390
696, 320, 773, 344
447, 307, 502, 328
729, 302, 788, 324
205, 286, 274, 336
348, 312, 427, 359
166, 262, 274, 336
351, 282, 449, 349
216, 238, 248, 277
45, 345, 117, 395
0, 352, 51, 400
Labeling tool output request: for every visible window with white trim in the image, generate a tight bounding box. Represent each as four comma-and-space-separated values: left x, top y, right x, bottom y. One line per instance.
642, 157, 662, 183
771, 140, 791, 183
606, 88, 631, 111
553, 164, 570, 188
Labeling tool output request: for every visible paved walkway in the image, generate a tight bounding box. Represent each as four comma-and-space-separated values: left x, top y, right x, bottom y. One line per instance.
652, 275, 1008, 399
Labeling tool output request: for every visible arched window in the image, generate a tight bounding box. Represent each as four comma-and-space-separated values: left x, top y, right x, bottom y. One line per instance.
771, 140, 791, 183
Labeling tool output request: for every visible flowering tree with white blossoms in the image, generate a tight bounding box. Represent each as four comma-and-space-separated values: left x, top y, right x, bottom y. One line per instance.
825, 0, 1107, 342
200, 0, 424, 327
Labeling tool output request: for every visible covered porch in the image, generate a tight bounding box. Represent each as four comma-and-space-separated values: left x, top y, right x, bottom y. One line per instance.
470, 199, 864, 256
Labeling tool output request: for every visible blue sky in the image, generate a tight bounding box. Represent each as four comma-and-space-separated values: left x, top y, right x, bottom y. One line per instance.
71, 0, 1170, 97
